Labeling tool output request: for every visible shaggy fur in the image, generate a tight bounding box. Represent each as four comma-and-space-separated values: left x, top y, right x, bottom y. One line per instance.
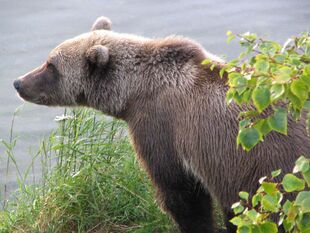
14, 17, 310, 233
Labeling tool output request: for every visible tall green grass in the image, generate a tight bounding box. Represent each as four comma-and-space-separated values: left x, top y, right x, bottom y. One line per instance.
0, 109, 176, 233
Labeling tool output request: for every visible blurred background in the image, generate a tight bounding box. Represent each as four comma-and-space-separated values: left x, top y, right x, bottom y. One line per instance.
0, 0, 309, 200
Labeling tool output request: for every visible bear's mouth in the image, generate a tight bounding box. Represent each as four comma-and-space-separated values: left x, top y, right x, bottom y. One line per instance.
31, 95, 50, 105
16, 90, 50, 106
15, 92, 26, 102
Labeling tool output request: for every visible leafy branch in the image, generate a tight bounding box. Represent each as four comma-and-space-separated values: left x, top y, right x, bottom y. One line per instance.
207, 32, 310, 151
230, 156, 310, 233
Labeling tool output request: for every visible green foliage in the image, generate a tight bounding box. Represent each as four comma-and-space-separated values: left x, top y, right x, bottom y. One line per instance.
0, 109, 175, 233
219, 32, 310, 232
221, 32, 310, 151
230, 156, 310, 232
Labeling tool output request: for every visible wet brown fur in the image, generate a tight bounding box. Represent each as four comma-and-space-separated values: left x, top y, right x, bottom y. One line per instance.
14, 17, 310, 233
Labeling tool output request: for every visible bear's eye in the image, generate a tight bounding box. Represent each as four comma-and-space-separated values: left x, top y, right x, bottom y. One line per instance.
46, 62, 57, 73
46, 62, 54, 69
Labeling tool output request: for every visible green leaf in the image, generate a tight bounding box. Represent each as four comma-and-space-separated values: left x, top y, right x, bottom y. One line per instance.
232, 76, 248, 94
257, 76, 269, 85
252, 193, 262, 207
294, 156, 310, 173
295, 191, 310, 213
290, 107, 302, 121
259, 41, 281, 56
239, 191, 249, 200
220, 68, 226, 78
271, 169, 282, 178
239, 51, 248, 59
238, 225, 252, 233
291, 79, 309, 105
270, 84, 285, 101
268, 108, 288, 135
283, 218, 294, 232
210, 64, 215, 71
262, 182, 278, 195
250, 56, 256, 65
274, 54, 286, 63
252, 86, 271, 113
287, 205, 298, 221
289, 55, 301, 66
254, 119, 272, 136
239, 119, 251, 129
242, 89, 252, 103
227, 34, 236, 43
304, 64, 310, 77
282, 174, 305, 192
300, 197, 310, 213
300, 74, 310, 88
274, 66, 292, 84
230, 216, 243, 226
261, 194, 280, 212
287, 89, 302, 108
226, 89, 235, 105
201, 59, 211, 65
305, 45, 310, 58
232, 202, 245, 214
304, 100, 310, 110
283, 200, 293, 215
254, 59, 270, 73
259, 222, 278, 233
246, 209, 259, 222
252, 225, 262, 233
242, 32, 257, 41
297, 213, 310, 232
303, 168, 310, 187
228, 72, 243, 85
234, 91, 244, 105
295, 191, 310, 205
226, 30, 233, 36
238, 127, 261, 151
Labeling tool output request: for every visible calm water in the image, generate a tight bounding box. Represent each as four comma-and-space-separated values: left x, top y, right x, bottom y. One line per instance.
0, 0, 309, 198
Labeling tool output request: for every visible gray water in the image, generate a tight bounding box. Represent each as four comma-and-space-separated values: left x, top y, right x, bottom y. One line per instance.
0, 0, 309, 199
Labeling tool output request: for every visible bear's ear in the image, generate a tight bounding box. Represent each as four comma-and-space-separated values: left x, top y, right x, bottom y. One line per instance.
91, 16, 112, 31
86, 45, 109, 67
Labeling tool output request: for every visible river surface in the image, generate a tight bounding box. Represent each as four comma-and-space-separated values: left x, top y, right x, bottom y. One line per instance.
0, 0, 309, 200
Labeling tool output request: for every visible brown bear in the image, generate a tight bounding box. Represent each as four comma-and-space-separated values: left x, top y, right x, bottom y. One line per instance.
13, 17, 310, 233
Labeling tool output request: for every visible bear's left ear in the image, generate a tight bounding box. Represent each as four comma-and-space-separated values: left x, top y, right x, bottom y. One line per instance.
86, 45, 109, 67
91, 16, 112, 31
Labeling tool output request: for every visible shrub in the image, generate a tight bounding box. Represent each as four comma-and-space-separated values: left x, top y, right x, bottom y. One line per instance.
215, 32, 310, 232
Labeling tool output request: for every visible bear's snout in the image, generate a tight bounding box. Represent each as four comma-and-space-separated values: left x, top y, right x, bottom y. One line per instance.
14, 63, 63, 106
13, 79, 22, 91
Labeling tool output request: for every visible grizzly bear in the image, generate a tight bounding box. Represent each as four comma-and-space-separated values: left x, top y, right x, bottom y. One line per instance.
13, 16, 310, 233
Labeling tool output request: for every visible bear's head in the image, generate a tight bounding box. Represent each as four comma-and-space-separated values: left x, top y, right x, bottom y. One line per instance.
13, 17, 147, 118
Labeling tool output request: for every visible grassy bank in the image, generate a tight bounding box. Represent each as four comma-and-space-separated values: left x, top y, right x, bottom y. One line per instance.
0, 109, 175, 233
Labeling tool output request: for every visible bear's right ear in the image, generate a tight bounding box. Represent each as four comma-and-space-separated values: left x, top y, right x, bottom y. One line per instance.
86, 45, 109, 67
91, 16, 112, 31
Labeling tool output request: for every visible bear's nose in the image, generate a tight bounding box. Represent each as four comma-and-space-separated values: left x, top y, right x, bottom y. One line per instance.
13, 80, 22, 91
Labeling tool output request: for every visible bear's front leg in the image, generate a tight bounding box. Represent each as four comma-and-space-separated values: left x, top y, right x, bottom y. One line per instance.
129, 118, 215, 232
144, 157, 214, 233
